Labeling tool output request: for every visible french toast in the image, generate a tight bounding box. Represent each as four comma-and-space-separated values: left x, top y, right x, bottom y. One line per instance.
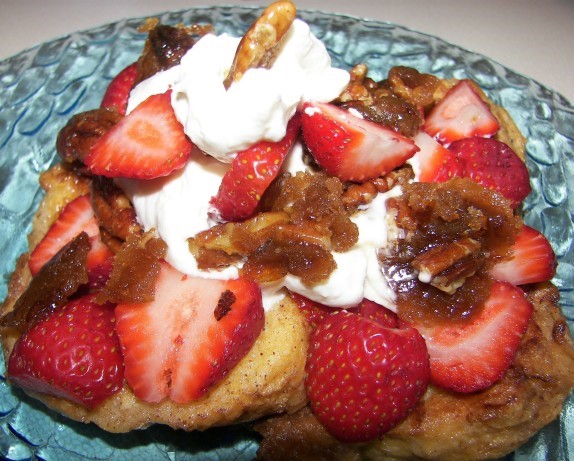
1, 2, 573, 459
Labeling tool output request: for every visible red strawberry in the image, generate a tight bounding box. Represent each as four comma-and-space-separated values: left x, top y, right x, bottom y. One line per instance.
86, 91, 192, 179
291, 294, 399, 331
448, 136, 531, 208
211, 114, 300, 222
412, 281, 533, 393
348, 298, 399, 328
411, 131, 462, 182
490, 225, 557, 285
305, 310, 430, 442
115, 262, 264, 404
100, 62, 138, 115
86, 239, 115, 288
7, 294, 124, 408
28, 195, 114, 287
301, 102, 419, 183
423, 80, 500, 145
290, 292, 333, 330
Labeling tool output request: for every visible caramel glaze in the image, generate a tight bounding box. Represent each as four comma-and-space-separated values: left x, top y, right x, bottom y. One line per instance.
384, 178, 522, 325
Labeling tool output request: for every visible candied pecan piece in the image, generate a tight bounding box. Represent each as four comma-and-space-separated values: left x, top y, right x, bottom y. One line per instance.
96, 231, 167, 304
287, 173, 359, 253
223, 0, 296, 88
431, 257, 484, 295
0, 233, 89, 333
241, 238, 336, 285
337, 64, 372, 103
412, 238, 481, 282
339, 96, 423, 137
385, 65, 441, 112
192, 211, 290, 257
411, 238, 482, 294
56, 108, 122, 166
194, 247, 241, 271
136, 22, 212, 83
342, 181, 378, 209
91, 176, 142, 242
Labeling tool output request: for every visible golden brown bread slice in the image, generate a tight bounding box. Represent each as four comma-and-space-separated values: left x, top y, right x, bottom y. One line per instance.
0, 164, 309, 432
255, 282, 574, 460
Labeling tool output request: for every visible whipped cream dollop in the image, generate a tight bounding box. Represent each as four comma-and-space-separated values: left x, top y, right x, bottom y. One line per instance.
117, 147, 239, 280
127, 19, 349, 162
122, 18, 399, 311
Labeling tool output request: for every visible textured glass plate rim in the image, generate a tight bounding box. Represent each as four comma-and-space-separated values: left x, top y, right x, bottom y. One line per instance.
0, 5, 572, 461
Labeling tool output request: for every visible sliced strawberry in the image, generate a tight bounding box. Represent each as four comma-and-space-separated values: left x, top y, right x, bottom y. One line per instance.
28, 195, 114, 286
211, 114, 300, 222
305, 310, 430, 442
448, 136, 531, 208
8, 294, 124, 408
100, 62, 138, 115
490, 225, 557, 285
86, 91, 192, 179
301, 102, 419, 183
423, 80, 500, 145
412, 281, 533, 393
115, 262, 264, 404
86, 238, 115, 288
410, 131, 462, 182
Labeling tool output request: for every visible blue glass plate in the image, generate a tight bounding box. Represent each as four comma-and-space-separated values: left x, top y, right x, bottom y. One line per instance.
1, 6, 573, 461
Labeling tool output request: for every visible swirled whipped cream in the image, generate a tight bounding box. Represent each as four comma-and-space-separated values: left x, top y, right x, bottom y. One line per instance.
127, 19, 349, 162
121, 18, 399, 311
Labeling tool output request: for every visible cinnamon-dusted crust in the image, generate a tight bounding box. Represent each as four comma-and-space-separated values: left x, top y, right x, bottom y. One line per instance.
255, 282, 574, 460
0, 164, 309, 433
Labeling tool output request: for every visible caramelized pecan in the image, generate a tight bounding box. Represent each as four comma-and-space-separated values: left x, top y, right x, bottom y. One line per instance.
91, 176, 142, 241
136, 21, 212, 83
412, 238, 481, 286
56, 108, 122, 166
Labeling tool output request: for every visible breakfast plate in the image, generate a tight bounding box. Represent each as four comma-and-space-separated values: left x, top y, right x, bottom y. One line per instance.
0, 5, 573, 460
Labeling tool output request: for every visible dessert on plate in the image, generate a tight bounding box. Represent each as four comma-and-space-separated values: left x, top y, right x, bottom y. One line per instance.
1, 1, 573, 459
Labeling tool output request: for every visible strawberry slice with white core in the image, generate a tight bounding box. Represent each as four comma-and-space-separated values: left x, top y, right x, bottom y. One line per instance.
86, 91, 192, 179
423, 80, 500, 145
412, 281, 533, 393
301, 102, 419, 182
115, 261, 264, 404
28, 194, 113, 286
490, 225, 557, 285
211, 113, 301, 222
410, 131, 461, 182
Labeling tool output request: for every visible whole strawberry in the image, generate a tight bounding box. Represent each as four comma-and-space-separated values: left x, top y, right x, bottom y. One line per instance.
305, 310, 430, 442
8, 294, 124, 408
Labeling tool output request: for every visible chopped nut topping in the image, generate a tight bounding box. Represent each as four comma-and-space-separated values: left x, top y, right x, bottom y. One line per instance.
412, 237, 481, 293
189, 171, 358, 286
